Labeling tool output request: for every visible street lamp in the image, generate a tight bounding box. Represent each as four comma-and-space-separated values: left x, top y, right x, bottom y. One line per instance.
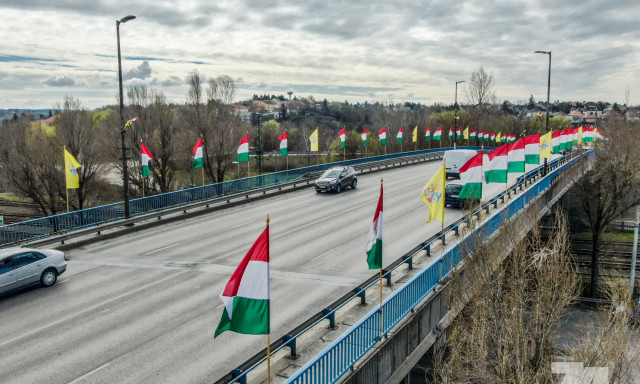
534, 50, 551, 175
454, 80, 465, 149
117, 14, 136, 219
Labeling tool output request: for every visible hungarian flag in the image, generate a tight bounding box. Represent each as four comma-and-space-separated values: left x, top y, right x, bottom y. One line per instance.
141, 142, 153, 177
459, 151, 483, 199
365, 183, 383, 269
582, 126, 594, 143
470, 129, 477, 140
485, 144, 508, 183
237, 134, 249, 162
420, 163, 446, 223
397, 127, 404, 143
362, 127, 368, 147
551, 130, 561, 154
507, 138, 525, 173
215, 225, 270, 337
448, 127, 453, 140
434, 126, 442, 141
524, 134, 540, 164
278, 131, 288, 156
412, 126, 418, 143
490, 132, 496, 142
192, 137, 203, 169
64, 148, 81, 189
425, 126, 431, 141
540, 131, 552, 159
456, 127, 462, 140
379, 126, 387, 145
339, 127, 346, 148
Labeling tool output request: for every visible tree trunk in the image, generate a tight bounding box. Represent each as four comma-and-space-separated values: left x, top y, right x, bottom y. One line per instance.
590, 232, 600, 298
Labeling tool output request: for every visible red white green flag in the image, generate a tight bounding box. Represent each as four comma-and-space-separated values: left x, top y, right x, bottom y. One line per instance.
379, 126, 387, 145
425, 126, 431, 141
141, 141, 153, 177
362, 127, 368, 147
365, 183, 383, 269
396, 127, 404, 143
459, 151, 483, 199
215, 225, 270, 337
551, 130, 561, 154
448, 127, 453, 140
456, 127, 462, 140
507, 138, 525, 173
485, 144, 508, 183
434, 126, 442, 141
524, 134, 540, 164
278, 131, 288, 156
339, 127, 346, 148
237, 134, 249, 162
192, 137, 203, 169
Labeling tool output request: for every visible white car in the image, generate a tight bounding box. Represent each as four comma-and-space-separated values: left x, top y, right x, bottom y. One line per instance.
0, 247, 68, 294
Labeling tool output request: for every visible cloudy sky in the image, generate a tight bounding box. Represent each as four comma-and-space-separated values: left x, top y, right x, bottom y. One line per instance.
1, 0, 638, 109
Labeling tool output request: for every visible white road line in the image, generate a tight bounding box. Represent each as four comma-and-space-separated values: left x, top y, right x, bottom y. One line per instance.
67, 362, 111, 384
143, 242, 180, 255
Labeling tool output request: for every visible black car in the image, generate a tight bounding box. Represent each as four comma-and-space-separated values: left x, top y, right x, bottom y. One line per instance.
315, 166, 357, 193
444, 180, 480, 209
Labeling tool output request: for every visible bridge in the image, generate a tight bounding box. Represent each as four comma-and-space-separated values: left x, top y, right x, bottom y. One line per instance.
0, 148, 591, 384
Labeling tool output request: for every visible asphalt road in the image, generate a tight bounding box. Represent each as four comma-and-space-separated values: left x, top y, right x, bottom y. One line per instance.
0, 157, 552, 384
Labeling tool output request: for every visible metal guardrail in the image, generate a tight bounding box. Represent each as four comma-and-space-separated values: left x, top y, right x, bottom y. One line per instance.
283, 152, 586, 383
0, 147, 470, 247
214, 151, 585, 383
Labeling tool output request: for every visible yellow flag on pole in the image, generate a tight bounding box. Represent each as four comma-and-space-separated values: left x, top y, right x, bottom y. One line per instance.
64, 148, 81, 189
420, 163, 446, 223
495, 132, 502, 143
412, 126, 418, 143
310, 128, 319, 152
463, 127, 469, 140
540, 131, 552, 159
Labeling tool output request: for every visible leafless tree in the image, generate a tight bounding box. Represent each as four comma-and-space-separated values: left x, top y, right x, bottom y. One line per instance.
466, 66, 497, 107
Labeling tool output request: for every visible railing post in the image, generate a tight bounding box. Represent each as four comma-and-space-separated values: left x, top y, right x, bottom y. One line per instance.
425, 243, 431, 256
231, 369, 247, 384
384, 269, 392, 286
402, 255, 413, 270
356, 287, 367, 305
322, 308, 337, 329
283, 334, 298, 358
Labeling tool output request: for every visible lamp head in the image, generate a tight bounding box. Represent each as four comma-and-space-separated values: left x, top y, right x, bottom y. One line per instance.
534, 50, 550, 55
118, 15, 136, 25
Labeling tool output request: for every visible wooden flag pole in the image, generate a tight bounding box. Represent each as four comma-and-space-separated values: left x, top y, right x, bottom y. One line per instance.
201, 166, 205, 187
142, 177, 145, 197
66, 188, 70, 213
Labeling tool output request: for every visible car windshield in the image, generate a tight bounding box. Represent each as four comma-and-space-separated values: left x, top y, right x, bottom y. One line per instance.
322, 169, 343, 178
446, 184, 463, 194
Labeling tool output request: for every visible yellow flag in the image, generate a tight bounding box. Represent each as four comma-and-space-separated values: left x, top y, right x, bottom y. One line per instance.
578, 126, 583, 145
463, 127, 469, 140
412, 126, 418, 143
495, 132, 502, 143
64, 148, 81, 189
540, 131, 552, 159
420, 163, 446, 223
309, 128, 319, 152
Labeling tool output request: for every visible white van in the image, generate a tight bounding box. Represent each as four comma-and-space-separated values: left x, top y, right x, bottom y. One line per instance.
443, 149, 477, 179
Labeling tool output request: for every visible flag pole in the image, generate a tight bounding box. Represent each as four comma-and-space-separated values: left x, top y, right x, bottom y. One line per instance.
379, 177, 383, 339
266, 214, 271, 384
66, 188, 70, 213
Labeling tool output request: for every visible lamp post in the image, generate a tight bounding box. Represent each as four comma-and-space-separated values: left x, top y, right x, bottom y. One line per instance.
117, 15, 136, 219
454, 80, 465, 149
534, 50, 551, 175
232, 161, 240, 178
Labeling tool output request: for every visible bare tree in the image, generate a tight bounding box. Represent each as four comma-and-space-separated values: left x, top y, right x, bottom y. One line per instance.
466, 66, 497, 107
574, 114, 640, 297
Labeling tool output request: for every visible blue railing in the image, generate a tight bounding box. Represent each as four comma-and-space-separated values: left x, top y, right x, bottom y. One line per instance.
283, 152, 585, 383
0, 147, 466, 247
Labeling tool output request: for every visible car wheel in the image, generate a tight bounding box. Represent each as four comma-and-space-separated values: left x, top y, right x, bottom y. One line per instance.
351, 179, 357, 189
336, 184, 342, 193
40, 269, 58, 287
316, 189, 321, 193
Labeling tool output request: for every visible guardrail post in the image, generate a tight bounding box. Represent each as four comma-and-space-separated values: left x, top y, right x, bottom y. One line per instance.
283, 334, 298, 358
356, 287, 367, 305
384, 269, 392, 286
453, 225, 459, 236
425, 243, 431, 256
231, 369, 247, 384
402, 254, 413, 270
441, 232, 446, 245
493, 199, 498, 208
322, 308, 337, 329
485, 205, 490, 214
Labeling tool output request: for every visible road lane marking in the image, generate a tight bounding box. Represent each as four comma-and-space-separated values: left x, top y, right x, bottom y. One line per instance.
142, 242, 181, 255
67, 362, 111, 384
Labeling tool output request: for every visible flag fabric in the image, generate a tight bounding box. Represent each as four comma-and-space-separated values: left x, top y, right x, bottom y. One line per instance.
434, 126, 442, 141
524, 134, 540, 164
397, 127, 404, 143
379, 126, 387, 145
420, 163, 446, 223
470, 129, 477, 140
412, 126, 418, 143
362, 128, 368, 147
278, 131, 288, 156
495, 132, 502, 143
485, 144, 508, 183
551, 130, 561, 154
124, 116, 138, 128
540, 131, 552, 159
459, 151, 483, 199
595, 128, 603, 140
582, 126, 594, 143
463, 127, 469, 140
192, 137, 204, 169
214, 226, 270, 337
141, 142, 153, 177
456, 127, 462, 140
310, 128, 319, 151
448, 127, 453, 140
365, 183, 383, 269
507, 138, 525, 173
64, 148, 81, 189
339, 127, 346, 148
425, 126, 431, 141
237, 134, 249, 162
490, 132, 496, 142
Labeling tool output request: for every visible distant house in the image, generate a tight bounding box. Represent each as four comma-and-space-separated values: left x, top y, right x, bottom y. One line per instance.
233, 104, 251, 122
569, 109, 584, 125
